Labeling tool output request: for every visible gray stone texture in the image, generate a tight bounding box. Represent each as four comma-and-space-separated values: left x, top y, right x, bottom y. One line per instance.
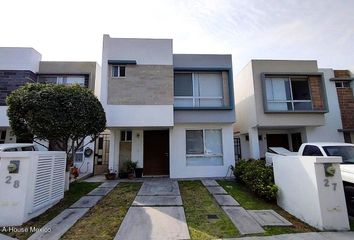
227, 232, 354, 240
0, 70, 37, 105
138, 180, 180, 196
0, 234, 17, 240
206, 186, 228, 195
222, 206, 265, 235
114, 206, 190, 240
201, 179, 219, 187
132, 196, 183, 206
98, 181, 119, 188
28, 208, 89, 240
69, 196, 102, 209
214, 195, 240, 206
87, 187, 114, 196
108, 65, 173, 105
248, 210, 292, 226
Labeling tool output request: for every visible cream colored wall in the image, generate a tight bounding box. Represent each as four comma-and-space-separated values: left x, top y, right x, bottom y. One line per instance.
233, 62, 257, 134
39, 61, 98, 90
251, 60, 325, 127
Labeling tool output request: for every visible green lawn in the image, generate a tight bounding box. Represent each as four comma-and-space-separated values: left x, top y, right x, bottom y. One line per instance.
1, 181, 100, 240
218, 180, 317, 236
61, 182, 142, 240
350, 219, 354, 231
179, 180, 239, 239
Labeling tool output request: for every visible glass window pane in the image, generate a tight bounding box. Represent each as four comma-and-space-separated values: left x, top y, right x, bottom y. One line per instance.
294, 102, 312, 110
265, 78, 274, 101
174, 98, 193, 107
126, 131, 132, 141
343, 82, 350, 88
186, 130, 204, 154
267, 102, 292, 111
199, 99, 223, 107
120, 66, 126, 77
205, 130, 222, 154
198, 73, 223, 97
75, 153, 83, 162
174, 73, 193, 96
291, 79, 311, 100
186, 156, 223, 166
112, 66, 119, 77
65, 76, 85, 86
120, 131, 126, 141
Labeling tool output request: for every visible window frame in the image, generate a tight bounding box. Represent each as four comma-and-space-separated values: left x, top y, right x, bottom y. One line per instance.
185, 129, 223, 157
174, 72, 224, 107
262, 73, 328, 113
112, 65, 126, 78
120, 130, 132, 142
335, 81, 351, 88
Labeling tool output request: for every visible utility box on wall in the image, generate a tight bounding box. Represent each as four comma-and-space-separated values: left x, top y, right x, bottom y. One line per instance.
0, 151, 66, 226
273, 155, 350, 230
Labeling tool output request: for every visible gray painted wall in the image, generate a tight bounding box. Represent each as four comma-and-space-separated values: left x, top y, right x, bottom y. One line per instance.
173, 54, 232, 69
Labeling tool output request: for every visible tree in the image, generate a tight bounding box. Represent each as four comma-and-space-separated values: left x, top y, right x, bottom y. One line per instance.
6, 83, 106, 170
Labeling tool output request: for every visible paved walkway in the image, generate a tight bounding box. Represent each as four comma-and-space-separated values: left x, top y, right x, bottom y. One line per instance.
228, 231, 354, 240
114, 179, 190, 240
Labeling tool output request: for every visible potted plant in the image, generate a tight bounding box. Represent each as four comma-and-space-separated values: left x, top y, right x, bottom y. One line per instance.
104, 168, 117, 180
125, 161, 137, 179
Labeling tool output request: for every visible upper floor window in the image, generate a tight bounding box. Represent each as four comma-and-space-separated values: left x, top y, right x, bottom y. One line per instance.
174, 72, 224, 107
38, 75, 86, 87
120, 130, 132, 142
265, 77, 313, 111
112, 66, 126, 78
335, 81, 351, 88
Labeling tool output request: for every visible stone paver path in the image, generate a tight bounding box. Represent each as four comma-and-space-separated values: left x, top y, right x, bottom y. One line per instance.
227, 231, 354, 240
201, 180, 265, 235
0, 234, 17, 240
29, 181, 118, 240
248, 210, 292, 226
115, 179, 190, 240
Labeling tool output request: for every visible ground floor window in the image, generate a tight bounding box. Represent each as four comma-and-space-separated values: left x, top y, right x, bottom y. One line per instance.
186, 129, 223, 166
0, 130, 6, 144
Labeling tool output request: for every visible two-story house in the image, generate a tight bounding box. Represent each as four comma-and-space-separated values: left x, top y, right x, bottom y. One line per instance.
233, 60, 352, 160
0, 47, 101, 175
99, 35, 236, 178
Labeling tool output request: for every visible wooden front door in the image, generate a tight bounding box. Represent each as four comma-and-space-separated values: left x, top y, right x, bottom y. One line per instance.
266, 134, 290, 150
143, 130, 169, 176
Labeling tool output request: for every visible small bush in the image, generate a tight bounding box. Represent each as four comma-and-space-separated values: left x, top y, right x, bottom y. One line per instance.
234, 159, 278, 201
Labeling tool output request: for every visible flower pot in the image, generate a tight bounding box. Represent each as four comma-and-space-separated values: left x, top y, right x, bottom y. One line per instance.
135, 168, 143, 178
128, 172, 134, 179
104, 173, 117, 180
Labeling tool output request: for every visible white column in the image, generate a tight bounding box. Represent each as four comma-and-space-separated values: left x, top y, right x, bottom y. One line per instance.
109, 129, 120, 172
249, 127, 260, 159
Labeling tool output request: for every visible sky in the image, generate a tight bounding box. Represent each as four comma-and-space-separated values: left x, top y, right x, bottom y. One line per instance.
0, 0, 353, 73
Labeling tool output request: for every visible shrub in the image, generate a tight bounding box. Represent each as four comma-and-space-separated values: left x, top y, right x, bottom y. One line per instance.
234, 159, 278, 201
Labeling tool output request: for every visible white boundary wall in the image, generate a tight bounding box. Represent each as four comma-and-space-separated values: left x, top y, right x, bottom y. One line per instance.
273, 155, 349, 230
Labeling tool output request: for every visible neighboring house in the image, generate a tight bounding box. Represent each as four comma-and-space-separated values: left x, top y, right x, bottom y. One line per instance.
98, 35, 235, 178
233, 60, 351, 160
0, 47, 101, 175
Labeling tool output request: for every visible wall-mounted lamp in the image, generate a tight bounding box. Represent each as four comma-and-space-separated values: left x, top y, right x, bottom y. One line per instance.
136, 133, 140, 138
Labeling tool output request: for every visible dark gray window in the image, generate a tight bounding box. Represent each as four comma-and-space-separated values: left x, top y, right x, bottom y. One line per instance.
335, 81, 351, 88
186, 130, 204, 154
120, 130, 132, 142
174, 73, 193, 96
303, 145, 323, 156
112, 66, 126, 78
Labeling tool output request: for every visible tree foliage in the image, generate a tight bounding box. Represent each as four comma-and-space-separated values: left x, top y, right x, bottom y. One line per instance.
6, 83, 106, 163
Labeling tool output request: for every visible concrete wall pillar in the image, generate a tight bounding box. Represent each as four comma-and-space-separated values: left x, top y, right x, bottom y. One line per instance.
249, 127, 260, 159
108, 129, 120, 172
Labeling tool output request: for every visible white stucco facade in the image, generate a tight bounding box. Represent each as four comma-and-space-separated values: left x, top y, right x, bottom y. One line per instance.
0, 47, 41, 72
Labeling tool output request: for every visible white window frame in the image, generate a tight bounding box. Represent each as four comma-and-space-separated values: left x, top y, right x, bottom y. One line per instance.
185, 129, 223, 158
335, 81, 351, 88
266, 77, 312, 111
112, 65, 126, 78
174, 72, 223, 107
120, 130, 132, 142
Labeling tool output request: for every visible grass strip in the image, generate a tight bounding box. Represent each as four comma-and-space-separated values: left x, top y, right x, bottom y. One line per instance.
61, 182, 142, 240
1, 181, 100, 240
179, 180, 239, 239
218, 180, 317, 236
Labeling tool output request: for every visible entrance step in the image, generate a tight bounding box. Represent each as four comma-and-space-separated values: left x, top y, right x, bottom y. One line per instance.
132, 196, 183, 206
28, 208, 89, 240
248, 210, 293, 226
222, 206, 265, 235
137, 180, 180, 196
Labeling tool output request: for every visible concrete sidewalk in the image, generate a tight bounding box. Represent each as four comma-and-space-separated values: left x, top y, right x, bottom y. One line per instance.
227, 231, 354, 240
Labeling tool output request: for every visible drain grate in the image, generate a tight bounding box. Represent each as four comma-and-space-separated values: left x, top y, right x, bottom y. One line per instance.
207, 214, 219, 220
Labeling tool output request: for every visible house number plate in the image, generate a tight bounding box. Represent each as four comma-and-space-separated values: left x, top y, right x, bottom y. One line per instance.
324, 179, 337, 191
5, 176, 20, 188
